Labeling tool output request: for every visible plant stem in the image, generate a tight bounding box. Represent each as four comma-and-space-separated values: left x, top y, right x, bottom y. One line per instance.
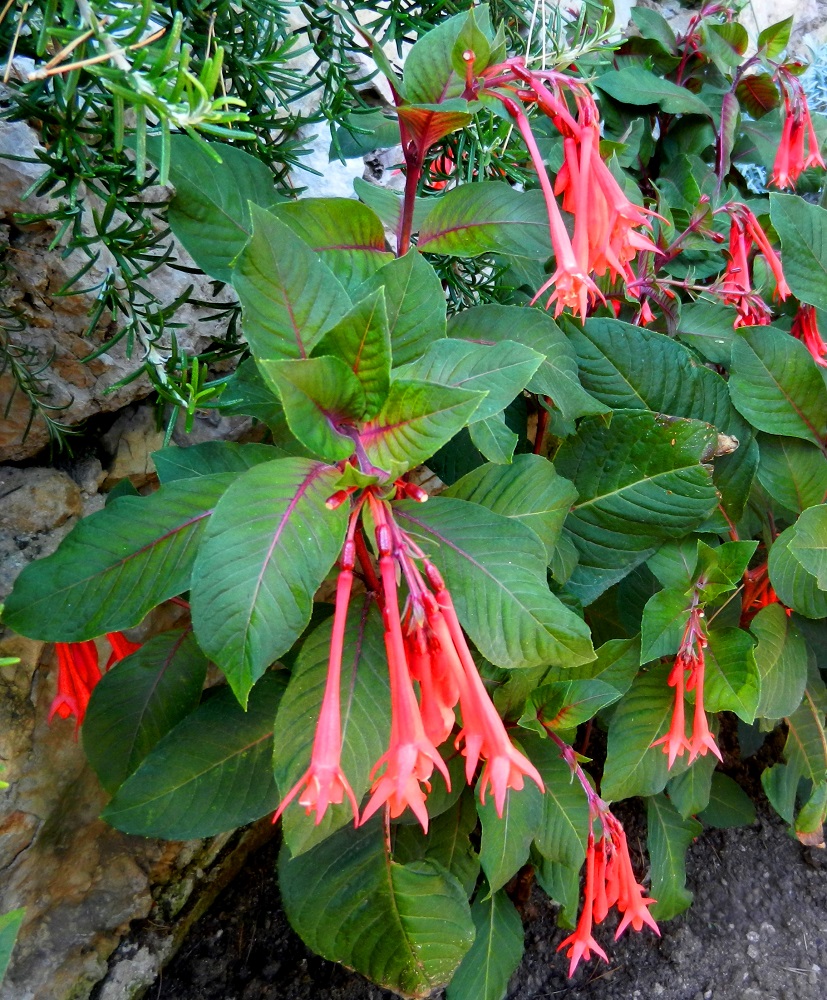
354, 525, 381, 595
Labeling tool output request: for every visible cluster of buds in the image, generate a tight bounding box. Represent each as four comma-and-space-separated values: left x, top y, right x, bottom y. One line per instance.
274, 483, 543, 833
49, 631, 141, 730
719, 203, 790, 327
548, 736, 659, 975
476, 58, 659, 319
652, 604, 721, 768
771, 69, 826, 191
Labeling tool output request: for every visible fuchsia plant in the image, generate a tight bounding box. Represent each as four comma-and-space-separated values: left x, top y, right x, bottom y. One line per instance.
5, 3, 827, 997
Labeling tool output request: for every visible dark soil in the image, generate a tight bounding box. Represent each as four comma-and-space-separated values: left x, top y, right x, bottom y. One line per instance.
152, 807, 827, 1000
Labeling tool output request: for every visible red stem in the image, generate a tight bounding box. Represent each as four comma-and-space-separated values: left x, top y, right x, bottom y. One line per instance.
533, 401, 550, 455
354, 525, 381, 595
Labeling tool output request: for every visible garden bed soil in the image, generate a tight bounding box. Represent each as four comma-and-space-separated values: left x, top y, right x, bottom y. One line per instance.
152, 806, 826, 1000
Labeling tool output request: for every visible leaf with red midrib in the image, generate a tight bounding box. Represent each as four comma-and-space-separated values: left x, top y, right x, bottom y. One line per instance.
735, 74, 780, 118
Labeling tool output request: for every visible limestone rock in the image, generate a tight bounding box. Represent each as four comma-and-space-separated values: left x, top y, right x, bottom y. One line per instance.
0, 119, 234, 463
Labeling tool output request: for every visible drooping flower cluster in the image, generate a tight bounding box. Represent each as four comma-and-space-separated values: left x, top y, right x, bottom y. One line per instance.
652, 604, 721, 768
792, 304, 827, 368
770, 70, 826, 191
49, 631, 141, 730
548, 736, 659, 975
477, 58, 659, 318
719, 203, 790, 327
274, 483, 543, 833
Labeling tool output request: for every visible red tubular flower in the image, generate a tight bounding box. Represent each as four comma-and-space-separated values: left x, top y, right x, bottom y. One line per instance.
49, 640, 102, 729
720, 205, 790, 325
652, 606, 721, 768
105, 631, 141, 669
360, 501, 450, 832
49, 631, 140, 730
425, 568, 543, 816
604, 820, 660, 939
273, 529, 361, 827
792, 304, 827, 368
685, 641, 722, 763
557, 833, 610, 976
770, 79, 826, 190
651, 655, 693, 768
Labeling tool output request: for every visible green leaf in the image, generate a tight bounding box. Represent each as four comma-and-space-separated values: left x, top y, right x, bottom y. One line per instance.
0, 908, 25, 983
761, 761, 799, 824
697, 773, 756, 828
279, 822, 475, 996
568, 316, 755, 517
418, 184, 552, 259
522, 734, 589, 870
521, 680, 620, 735
397, 102, 475, 151
155, 135, 277, 282
444, 454, 577, 560
676, 300, 738, 365
257, 357, 364, 461
271, 198, 393, 294
313, 288, 391, 419
702, 628, 760, 723
394, 497, 595, 670
403, 10, 475, 103
233, 205, 352, 360
394, 794, 481, 897
757, 16, 793, 58
596, 68, 712, 117
629, 7, 677, 50
555, 411, 719, 604
468, 415, 518, 464
534, 859, 579, 928
152, 442, 283, 483
789, 504, 827, 588
273, 600, 390, 855
641, 589, 692, 662
218, 359, 304, 447
647, 538, 699, 591
450, 306, 606, 425
603, 663, 689, 802
770, 193, 827, 311
756, 434, 827, 515
667, 752, 717, 819
191, 459, 348, 705
750, 603, 809, 720
729, 326, 827, 446
477, 774, 543, 894
451, 8, 491, 74
446, 890, 523, 1000
695, 539, 759, 601
795, 781, 827, 845
101, 672, 286, 838
2, 474, 235, 642
356, 250, 447, 368
785, 662, 827, 786
397, 339, 542, 422
360, 379, 485, 479
735, 74, 780, 119
647, 793, 701, 920
83, 630, 208, 794
561, 636, 642, 697
353, 176, 434, 239
769, 524, 827, 619
332, 110, 402, 159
